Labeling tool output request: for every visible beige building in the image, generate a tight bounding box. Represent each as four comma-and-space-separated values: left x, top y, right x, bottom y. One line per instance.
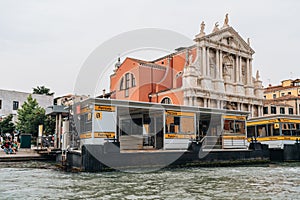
263, 79, 300, 115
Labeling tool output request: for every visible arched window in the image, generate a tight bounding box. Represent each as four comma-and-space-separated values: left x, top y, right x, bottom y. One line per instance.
131, 73, 136, 87
119, 73, 136, 97
119, 77, 124, 90
161, 97, 172, 104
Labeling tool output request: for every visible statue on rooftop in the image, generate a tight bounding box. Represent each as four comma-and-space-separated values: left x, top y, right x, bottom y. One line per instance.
200, 21, 205, 34
256, 70, 260, 80
212, 22, 220, 33
222, 13, 229, 28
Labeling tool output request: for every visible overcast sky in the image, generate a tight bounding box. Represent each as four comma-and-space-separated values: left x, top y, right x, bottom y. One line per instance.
1, 0, 299, 97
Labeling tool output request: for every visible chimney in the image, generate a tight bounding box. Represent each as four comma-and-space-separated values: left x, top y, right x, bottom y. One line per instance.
103, 89, 106, 97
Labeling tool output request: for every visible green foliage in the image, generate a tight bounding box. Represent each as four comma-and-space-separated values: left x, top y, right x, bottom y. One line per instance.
32, 86, 54, 96
0, 114, 15, 136
16, 95, 46, 137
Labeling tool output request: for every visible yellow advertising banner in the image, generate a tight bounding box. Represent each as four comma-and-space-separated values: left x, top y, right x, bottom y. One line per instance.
94, 132, 115, 138
165, 110, 194, 117
80, 132, 92, 139
94, 105, 115, 112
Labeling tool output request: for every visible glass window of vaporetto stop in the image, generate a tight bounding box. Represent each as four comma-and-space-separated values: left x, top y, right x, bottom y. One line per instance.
246, 115, 300, 138
73, 98, 249, 150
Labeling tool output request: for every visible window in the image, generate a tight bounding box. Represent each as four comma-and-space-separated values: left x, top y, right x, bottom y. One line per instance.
161, 97, 172, 104
13, 101, 19, 110
121, 73, 136, 97
119, 77, 124, 90
281, 93, 285, 97
264, 96, 266, 99
271, 106, 276, 114
280, 107, 285, 114
273, 94, 276, 99
263, 107, 268, 115
125, 73, 130, 89
131, 73, 136, 87
288, 92, 292, 95
0, 99, 2, 109
289, 108, 293, 115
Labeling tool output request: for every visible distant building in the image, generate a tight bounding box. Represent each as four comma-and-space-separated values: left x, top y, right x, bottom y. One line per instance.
0, 89, 53, 122
110, 14, 264, 117
263, 79, 300, 115
46, 94, 88, 149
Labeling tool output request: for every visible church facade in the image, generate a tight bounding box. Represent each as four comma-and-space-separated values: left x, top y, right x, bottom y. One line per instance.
110, 15, 264, 117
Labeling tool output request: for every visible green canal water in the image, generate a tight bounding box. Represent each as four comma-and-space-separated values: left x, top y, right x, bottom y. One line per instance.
0, 162, 300, 200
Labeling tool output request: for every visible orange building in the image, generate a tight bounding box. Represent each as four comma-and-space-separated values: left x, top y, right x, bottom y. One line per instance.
110, 15, 264, 117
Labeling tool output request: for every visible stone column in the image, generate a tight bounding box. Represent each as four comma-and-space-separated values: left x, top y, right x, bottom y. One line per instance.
184, 97, 188, 105
246, 58, 250, 84
239, 56, 242, 83
202, 47, 207, 76
207, 99, 211, 107
188, 97, 192, 106
216, 50, 220, 79
206, 48, 210, 77
249, 59, 253, 84
236, 55, 240, 83
204, 98, 207, 107
219, 51, 223, 79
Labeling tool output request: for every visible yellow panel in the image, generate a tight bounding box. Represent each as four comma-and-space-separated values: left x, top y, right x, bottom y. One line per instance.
94, 105, 115, 112
165, 110, 195, 117
80, 132, 92, 139
95, 112, 103, 120
94, 132, 115, 138
165, 133, 195, 139
247, 136, 300, 142
80, 107, 91, 114
223, 115, 246, 120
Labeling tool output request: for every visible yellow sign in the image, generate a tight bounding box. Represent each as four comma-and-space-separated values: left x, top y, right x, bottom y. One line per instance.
80, 132, 92, 139
247, 136, 300, 142
274, 123, 280, 129
165, 134, 195, 139
94, 132, 115, 138
80, 107, 91, 114
165, 110, 194, 117
87, 113, 92, 121
223, 115, 246, 120
95, 112, 102, 120
94, 105, 115, 112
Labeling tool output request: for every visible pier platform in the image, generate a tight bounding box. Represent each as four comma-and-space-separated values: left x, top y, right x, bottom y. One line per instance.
0, 148, 56, 162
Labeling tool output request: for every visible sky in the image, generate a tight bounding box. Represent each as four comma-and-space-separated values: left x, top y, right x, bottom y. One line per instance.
0, 0, 299, 97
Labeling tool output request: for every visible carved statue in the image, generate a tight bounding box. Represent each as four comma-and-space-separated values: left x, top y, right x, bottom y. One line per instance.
224, 13, 229, 25
256, 70, 260, 80
200, 21, 205, 34
222, 13, 229, 28
247, 38, 251, 46
212, 22, 220, 33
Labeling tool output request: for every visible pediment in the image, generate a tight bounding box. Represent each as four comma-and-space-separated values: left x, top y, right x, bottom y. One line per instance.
204, 27, 254, 54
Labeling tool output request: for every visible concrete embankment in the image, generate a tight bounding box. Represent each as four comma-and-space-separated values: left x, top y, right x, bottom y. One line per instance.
0, 148, 56, 162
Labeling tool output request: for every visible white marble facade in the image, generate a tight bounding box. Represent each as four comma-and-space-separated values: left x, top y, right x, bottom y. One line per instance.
182, 15, 264, 117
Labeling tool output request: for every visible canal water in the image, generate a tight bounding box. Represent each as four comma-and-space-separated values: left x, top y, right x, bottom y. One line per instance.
1, 162, 300, 200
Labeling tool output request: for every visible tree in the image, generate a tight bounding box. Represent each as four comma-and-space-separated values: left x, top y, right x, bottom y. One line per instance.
44, 115, 56, 135
16, 95, 46, 137
32, 86, 54, 96
0, 114, 15, 136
